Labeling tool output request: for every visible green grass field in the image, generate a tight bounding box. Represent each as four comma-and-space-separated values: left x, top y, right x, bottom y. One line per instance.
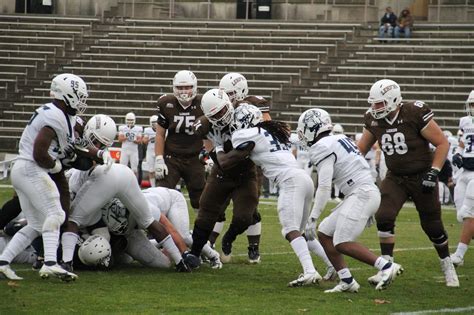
0, 182, 472, 314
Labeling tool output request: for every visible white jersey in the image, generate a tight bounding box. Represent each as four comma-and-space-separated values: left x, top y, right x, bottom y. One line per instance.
118, 125, 143, 150
143, 127, 156, 153
231, 127, 297, 184
459, 116, 474, 159
18, 103, 76, 162
308, 134, 373, 195
142, 187, 178, 218
289, 133, 311, 172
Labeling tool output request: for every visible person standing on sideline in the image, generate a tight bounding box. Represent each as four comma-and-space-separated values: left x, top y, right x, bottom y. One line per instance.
142, 115, 158, 187
118, 112, 143, 180
357, 79, 459, 287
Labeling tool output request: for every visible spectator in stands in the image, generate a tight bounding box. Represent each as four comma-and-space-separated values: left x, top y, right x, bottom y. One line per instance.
378, 6, 397, 40
394, 8, 414, 39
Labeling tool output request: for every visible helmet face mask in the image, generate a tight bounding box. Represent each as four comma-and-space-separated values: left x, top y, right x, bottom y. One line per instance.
219, 73, 248, 105
368, 79, 402, 119
50, 73, 88, 115
232, 103, 263, 131
173, 70, 197, 107
296, 108, 332, 147
84, 114, 117, 149
201, 88, 234, 129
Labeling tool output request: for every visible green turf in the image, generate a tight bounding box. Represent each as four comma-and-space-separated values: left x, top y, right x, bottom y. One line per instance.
0, 184, 472, 314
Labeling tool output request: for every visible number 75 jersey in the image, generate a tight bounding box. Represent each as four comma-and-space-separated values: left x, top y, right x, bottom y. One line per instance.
364, 101, 433, 175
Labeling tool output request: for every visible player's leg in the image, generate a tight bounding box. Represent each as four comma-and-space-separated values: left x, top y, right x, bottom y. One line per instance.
146, 150, 156, 187
0, 195, 21, 229
452, 175, 474, 266
130, 149, 140, 180
126, 229, 171, 268
181, 156, 206, 212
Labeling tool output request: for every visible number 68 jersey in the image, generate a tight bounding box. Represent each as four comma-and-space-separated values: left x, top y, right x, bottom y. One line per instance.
364, 101, 433, 176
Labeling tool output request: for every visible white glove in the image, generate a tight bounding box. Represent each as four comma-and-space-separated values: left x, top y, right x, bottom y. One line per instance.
48, 159, 62, 174
204, 159, 214, 174
304, 217, 318, 241
98, 149, 114, 172
155, 155, 168, 180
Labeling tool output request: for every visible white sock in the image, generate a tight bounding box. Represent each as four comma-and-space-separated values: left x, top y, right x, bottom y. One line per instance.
246, 221, 261, 236
158, 235, 182, 264
61, 232, 80, 263
150, 177, 156, 187
43, 230, 60, 263
213, 221, 225, 234
0, 228, 36, 263
201, 243, 219, 259
337, 268, 352, 280
454, 242, 468, 258
374, 256, 390, 271
307, 239, 332, 267
290, 236, 316, 275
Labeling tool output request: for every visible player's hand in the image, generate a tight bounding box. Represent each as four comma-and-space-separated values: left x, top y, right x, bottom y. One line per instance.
100, 150, 114, 172
155, 155, 168, 180
49, 159, 62, 174
421, 167, 439, 193
452, 153, 463, 168
304, 217, 318, 241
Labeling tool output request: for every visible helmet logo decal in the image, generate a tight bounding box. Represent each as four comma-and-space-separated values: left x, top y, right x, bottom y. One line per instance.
381, 84, 398, 95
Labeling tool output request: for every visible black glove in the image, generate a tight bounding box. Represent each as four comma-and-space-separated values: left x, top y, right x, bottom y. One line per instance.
421, 168, 439, 193
452, 153, 463, 168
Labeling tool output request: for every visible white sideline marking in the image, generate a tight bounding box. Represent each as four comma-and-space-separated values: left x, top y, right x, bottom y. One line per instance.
0, 184, 13, 188
391, 306, 474, 315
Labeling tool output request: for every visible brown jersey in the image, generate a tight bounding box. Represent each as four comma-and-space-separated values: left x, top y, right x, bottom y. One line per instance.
193, 115, 255, 177
156, 94, 204, 156
364, 101, 434, 175
241, 95, 270, 113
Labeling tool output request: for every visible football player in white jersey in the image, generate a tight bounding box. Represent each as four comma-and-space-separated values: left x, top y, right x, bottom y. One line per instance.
298, 108, 403, 293
450, 91, 474, 267
118, 112, 143, 179
61, 115, 196, 273
226, 104, 323, 287
102, 187, 222, 269
142, 115, 158, 187
0, 73, 89, 281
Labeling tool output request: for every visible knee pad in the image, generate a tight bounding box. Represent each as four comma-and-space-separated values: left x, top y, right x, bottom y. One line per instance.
429, 230, 448, 245
42, 211, 66, 232
420, 219, 448, 245
376, 221, 395, 237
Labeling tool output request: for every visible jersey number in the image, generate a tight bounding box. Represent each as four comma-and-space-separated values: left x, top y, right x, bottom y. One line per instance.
466, 134, 473, 153
381, 132, 408, 155
27, 105, 50, 125
263, 131, 289, 152
174, 115, 195, 135
338, 137, 360, 155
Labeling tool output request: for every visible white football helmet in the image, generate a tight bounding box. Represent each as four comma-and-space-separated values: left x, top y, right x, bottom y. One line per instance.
201, 88, 234, 129
368, 79, 402, 119
296, 108, 333, 146
83, 114, 117, 148
332, 123, 344, 135
50, 73, 88, 114
173, 70, 197, 106
101, 198, 130, 235
78, 235, 112, 267
466, 90, 474, 116
150, 115, 158, 128
443, 130, 453, 138
125, 112, 135, 127
219, 72, 249, 104
232, 103, 263, 131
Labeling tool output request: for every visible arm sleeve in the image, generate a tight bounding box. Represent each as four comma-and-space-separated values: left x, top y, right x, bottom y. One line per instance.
310, 155, 335, 219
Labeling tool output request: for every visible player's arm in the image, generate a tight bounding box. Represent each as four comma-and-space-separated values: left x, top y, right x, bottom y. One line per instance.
158, 215, 188, 253
133, 128, 143, 144
154, 125, 166, 157
118, 126, 126, 143
142, 134, 150, 145
357, 128, 377, 156
218, 141, 255, 170
421, 119, 449, 170
33, 126, 58, 169
310, 156, 335, 220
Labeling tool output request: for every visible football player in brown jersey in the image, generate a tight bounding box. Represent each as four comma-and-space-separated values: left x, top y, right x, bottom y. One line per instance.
184, 88, 260, 269
209, 73, 271, 264
154, 70, 207, 212
357, 79, 459, 287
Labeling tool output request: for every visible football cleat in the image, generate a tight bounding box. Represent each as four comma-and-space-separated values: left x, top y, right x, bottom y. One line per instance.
61, 261, 74, 273
39, 264, 78, 282
221, 240, 232, 263
368, 271, 383, 286
175, 259, 192, 272
0, 264, 23, 280
322, 266, 337, 281
324, 279, 360, 293
248, 245, 261, 264
375, 263, 403, 291
32, 257, 44, 270
440, 257, 460, 287
288, 271, 322, 287
209, 256, 223, 270
182, 252, 201, 270
450, 254, 464, 267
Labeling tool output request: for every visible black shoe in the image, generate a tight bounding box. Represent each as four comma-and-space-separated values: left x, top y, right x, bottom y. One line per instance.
248, 245, 261, 264
182, 251, 201, 270
32, 257, 44, 270
175, 259, 191, 272
61, 261, 74, 272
